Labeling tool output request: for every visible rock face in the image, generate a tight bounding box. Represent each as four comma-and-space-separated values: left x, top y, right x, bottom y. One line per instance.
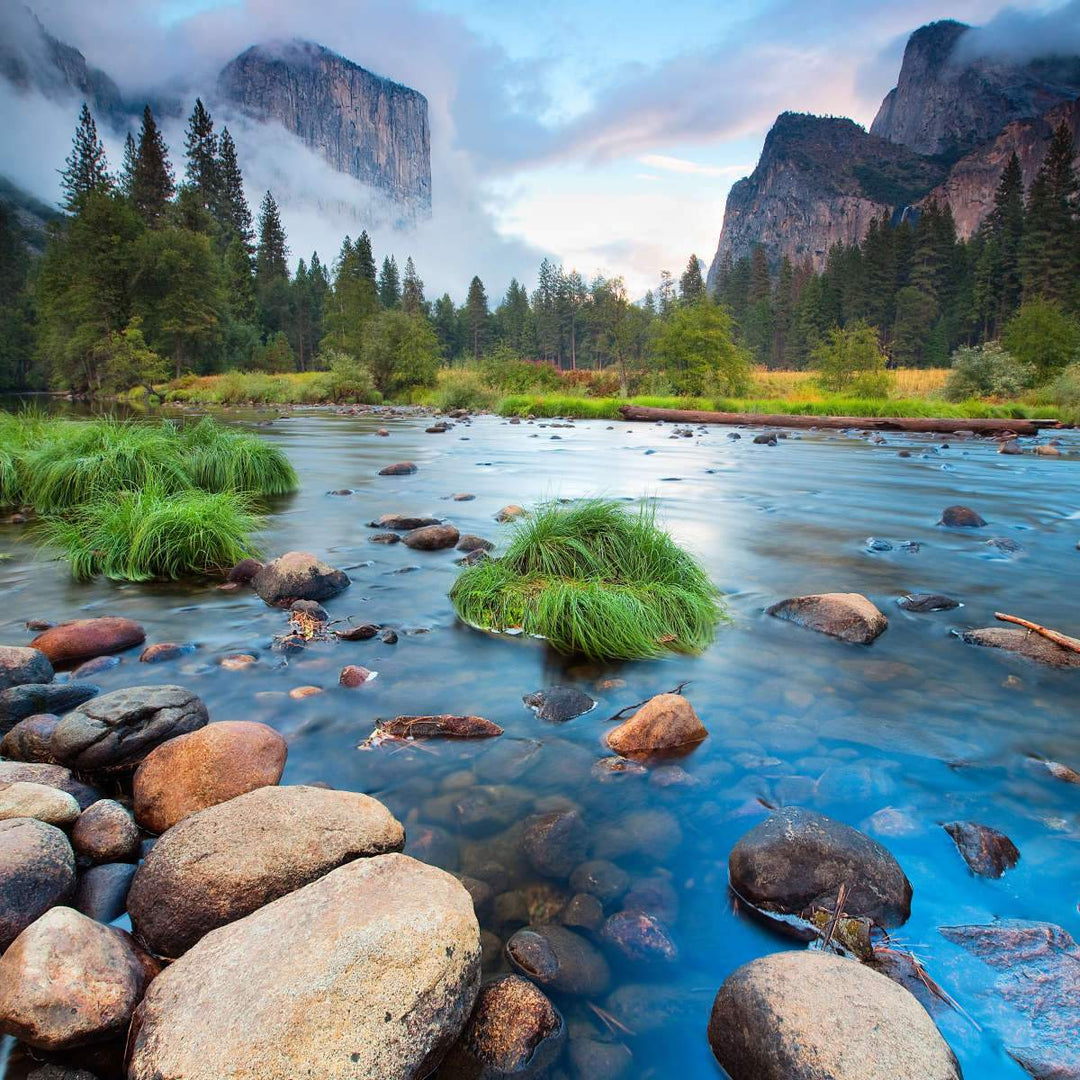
0, 906, 158, 1050
50, 685, 209, 776
708, 950, 962, 1080
766, 592, 888, 644
127, 854, 480, 1080
0, 818, 75, 951
218, 40, 431, 217
127, 784, 405, 957
253, 551, 350, 605
729, 807, 913, 928
30, 617, 145, 665
133, 720, 287, 834
961, 626, 1080, 668
0, 646, 53, 691
605, 693, 707, 756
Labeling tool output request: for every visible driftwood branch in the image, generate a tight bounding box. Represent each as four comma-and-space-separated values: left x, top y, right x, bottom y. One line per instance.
993, 612, 1080, 655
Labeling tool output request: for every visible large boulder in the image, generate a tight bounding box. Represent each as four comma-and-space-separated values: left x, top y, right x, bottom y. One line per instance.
0, 906, 158, 1051
0, 818, 75, 952
766, 593, 888, 644
50, 685, 209, 776
728, 807, 912, 928
127, 784, 405, 957
605, 693, 706, 757
0, 762, 99, 810
0, 683, 100, 734
133, 720, 287, 834
708, 951, 961, 1080
127, 854, 480, 1080
0, 782, 80, 828
403, 524, 460, 550
72, 800, 141, 864
1, 713, 61, 762
252, 551, 350, 606
961, 627, 1080, 669
30, 618, 145, 665
0, 646, 53, 691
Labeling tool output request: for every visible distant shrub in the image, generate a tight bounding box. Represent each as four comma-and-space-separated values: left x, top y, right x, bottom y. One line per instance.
845, 370, 895, 399
479, 346, 565, 392
944, 342, 1034, 401
1029, 363, 1080, 424
562, 369, 622, 397
650, 300, 751, 396
1002, 299, 1080, 381
313, 350, 382, 404
812, 323, 887, 392
429, 369, 499, 412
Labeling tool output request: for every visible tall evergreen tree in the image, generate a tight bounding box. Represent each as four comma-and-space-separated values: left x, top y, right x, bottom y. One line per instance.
432, 293, 461, 359
465, 276, 490, 360
60, 103, 112, 211
401, 257, 425, 315
986, 152, 1025, 329
120, 133, 138, 198
772, 256, 795, 366
679, 255, 705, 304
131, 105, 175, 228
184, 98, 219, 213
215, 128, 253, 250
255, 191, 289, 283
1022, 122, 1079, 304
378, 255, 401, 308
355, 231, 377, 284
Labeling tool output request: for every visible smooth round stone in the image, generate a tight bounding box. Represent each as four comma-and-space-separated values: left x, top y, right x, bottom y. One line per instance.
30, 618, 145, 665
72, 800, 141, 865
521, 809, 588, 879
504, 925, 610, 996
0, 646, 53, 692
0, 781, 80, 827
0, 818, 76, 951
600, 911, 678, 964
1, 713, 61, 762
569, 860, 630, 905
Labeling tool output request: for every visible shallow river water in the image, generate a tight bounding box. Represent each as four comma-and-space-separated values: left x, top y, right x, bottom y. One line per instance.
2, 409, 1079, 1079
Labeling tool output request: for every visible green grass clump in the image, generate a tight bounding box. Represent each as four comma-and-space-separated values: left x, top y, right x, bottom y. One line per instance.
450, 499, 723, 660
43, 484, 259, 581
180, 418, 299, 496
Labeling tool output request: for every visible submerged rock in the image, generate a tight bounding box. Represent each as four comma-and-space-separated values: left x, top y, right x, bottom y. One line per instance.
944, 821, 1020, 878
569, 860, 630, 906
766, 592, 888, 644
127, 854, 480, 1080
728, 806, 912, 928
708, 951, 961, 1080
30, 618, 145, 665
522, 686, 596, 723
253, 551, 350, 605
378, 461, 419, 475
521, 809, 588, 879
960, 627, 1080, 668
369, 531, 402, 543
139, 643, 195, 664
0, 646, 53, 692
897, 593, 960, 612
0, 818, 75, 951
600, 910, 678, 964
939, 504, 986, 527
504, 925, 610, 996
605, 693, 706, 756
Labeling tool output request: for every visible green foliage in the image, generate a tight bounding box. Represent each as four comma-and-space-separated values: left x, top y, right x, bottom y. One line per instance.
450, 499, 723, 660
650, 300, 751, 395
844, 370, 894, 399
427, 368, 500, 412
944, 342, 1034, 401
479, 345, 564, 392
179, 418, 299, 496
1001, 299, 1080, 381
812, 323, 886, 392
361, 310, 441, 396
1029, 364, 1080, 424
90, 320, 168, 395
313, 349, 381, 403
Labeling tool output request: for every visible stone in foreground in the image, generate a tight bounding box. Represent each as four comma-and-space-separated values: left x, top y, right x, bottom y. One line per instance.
729, 806, 912, 928
252, 551, 350, 605
0, 818, 75, 952
961, 627, 1080, 668
126, 854, 480, 1080
127, 784, 405, 957
708, 950, 961, 1080
0, 762, 99, 810
0, 683, 100, 733
766, 592, 888, 644
30, 618, 145, 665
605, 692, 706, 756
1, 713, 61, 763
0, 646, 53, 692
0, 906, 158, 1051
0, 782, 80, 827
133, 720, 287, 834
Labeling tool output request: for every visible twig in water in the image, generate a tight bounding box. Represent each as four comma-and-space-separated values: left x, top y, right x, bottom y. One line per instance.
587, 1002, 636, 1037
606, 680, 691, 722
994, 612, 1080, 654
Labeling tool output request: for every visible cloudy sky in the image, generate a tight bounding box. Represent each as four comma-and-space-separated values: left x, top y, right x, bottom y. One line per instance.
6, 0, 1078, 298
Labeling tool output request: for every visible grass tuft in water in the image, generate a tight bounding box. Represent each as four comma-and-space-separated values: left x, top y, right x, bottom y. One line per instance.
450, 498, 723, 660
180, 418, 299, 496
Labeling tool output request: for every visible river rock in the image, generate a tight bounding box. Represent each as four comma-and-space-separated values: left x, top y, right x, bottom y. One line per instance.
369, 514, 442, 530
522, 686, 595, 722
766, 592, 888, 644
0, 906, 158, 1051
456, 535, 494, 554
0, 646, 53, 691
569, 860, 629, 905
0, 762, 98, 810
226, 557, 263, 584
379, 461, 419, 475
939, 504, 986, 527
70, 655, 120, 679
961, 626, 1080, 668
337, 622, 380, 640
605, 693, 706, 756
505, 925, 610, 996
132, 720, 288, 834
897, 593, 960, 612
600, 911, 678, 964
708, 950, 961, 1080
127, 854, 479, 1080
49, 685, 208, 778
591, 808, 682, 861
126, 784, 405, 957
495, 505, 526, 523
568, 1037, 632, 1080
339, 664, 375, 687
729, 807, 912, 928
939, 920, 1078, 1080
139, 643, 195, 664
0, 782, 80, 827
71, 800, 140, 864
30, 618, 145, 665
0, 818, 75, 951
0, 683, 100, 733
439, 974, 565, 1078
74, 862, 137, 923
1, 713, 61, 762
522, 809, 588, 879
253, 551, 350, 605
562, 892, 604, 932
404, 524, 461, 550
944, 821, 1020, 878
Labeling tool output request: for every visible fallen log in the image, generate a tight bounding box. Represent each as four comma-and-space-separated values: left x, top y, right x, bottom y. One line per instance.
616, 404, 1061, 436
369, 714, 504, 740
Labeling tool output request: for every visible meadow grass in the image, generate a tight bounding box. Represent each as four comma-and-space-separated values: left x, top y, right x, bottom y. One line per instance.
450, 499, 723, 660
161, 370, 380, 406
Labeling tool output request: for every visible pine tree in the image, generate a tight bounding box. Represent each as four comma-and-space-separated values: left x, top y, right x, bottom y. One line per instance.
465, 276, 489, 360
255, 191, 289, 282
401, 257, 425, 315
378, 255, 401, 308
355, 231, 377, 283
120, 133, 138, 198
184, 98, 219, 213
496, 279, 532, 354
772, 256, 794, 365
657, 270, 676, 317
1022, 122, 1079, 303
216, 128, 253, 250
986, 152, 1024, 329
679, 255, 705, 304
131, 105, 175, 228
60, 103, 112, 211
432, 293, 461, 359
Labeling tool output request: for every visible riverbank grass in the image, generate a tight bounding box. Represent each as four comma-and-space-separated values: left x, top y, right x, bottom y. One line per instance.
450, 499, 723, 660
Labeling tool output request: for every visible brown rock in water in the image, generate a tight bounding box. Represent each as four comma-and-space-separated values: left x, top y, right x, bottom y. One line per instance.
126, 854, 480, 1080
368, 514, 442, 530
377, 715, 504, 739
708, 951, 962, 1080
0, 782, 80, 828
521, 809, 588, 879
439, 974, 565, 1078
766, 592, 888, 644
0, 818, 75, 951
728, 806, 912, 928
939, 504, 986, 527
601, 911, 678, 964
70, 655, 120, 679
226, 557, 264, 584
505, 924, 610, 996
339, 664, 375, 687
72, 800, 140, 864
404, 523, 460, 550
132, 721, 288, 834
30, 618, 145, 665
944, 821, 1019, 878
605, 693, 707, 757
961, 626, 1080, 668
456, 534, 494, 553
139, 642, 194, 664
336, 622, 380, 640
569, 860, 630, 905
0, 646, 53, 692
495, 505, 526, 523
253, 551, 350, 605
378, 461, 419, 475
1, 714, 61, 763
0, 906, 158, 1050
0, 762, 99, 810
369, 531, 402, 543
126, 785, 405, 957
